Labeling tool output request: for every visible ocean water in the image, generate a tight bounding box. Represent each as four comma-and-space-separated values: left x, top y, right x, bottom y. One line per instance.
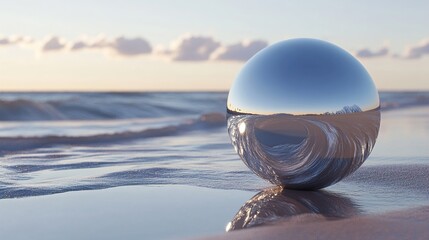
1, 91, 429, 195
0, 91, 429, 239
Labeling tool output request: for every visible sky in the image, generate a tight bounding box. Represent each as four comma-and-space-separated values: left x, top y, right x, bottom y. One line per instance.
0, 0, 428, 91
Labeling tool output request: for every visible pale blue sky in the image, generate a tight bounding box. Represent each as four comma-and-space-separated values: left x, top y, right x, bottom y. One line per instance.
0, 0, 428, 90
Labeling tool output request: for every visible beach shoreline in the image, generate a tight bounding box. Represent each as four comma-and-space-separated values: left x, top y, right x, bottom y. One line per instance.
1, 93, 429, 239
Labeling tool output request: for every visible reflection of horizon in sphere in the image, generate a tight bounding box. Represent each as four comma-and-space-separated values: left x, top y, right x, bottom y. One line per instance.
227, 38, 379, 116
227, 38, 380, 189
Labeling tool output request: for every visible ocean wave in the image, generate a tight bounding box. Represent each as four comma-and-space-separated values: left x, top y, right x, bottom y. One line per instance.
0, 112, 226, 153
381, 92, 429, 110
0, 92, 428, 121
0, 99, 67, 121
0, 92, 227, 121
0, 98, 195, 121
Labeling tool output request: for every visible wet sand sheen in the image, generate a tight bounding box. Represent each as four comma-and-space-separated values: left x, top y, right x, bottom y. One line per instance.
0, 185, 254, 240
199, 206, 429, 240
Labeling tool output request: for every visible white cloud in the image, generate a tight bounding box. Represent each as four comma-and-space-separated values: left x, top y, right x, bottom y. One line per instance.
159, 35, 267, 62
210, 40, 268, 61
70, 36, 109, 50
69, 37, 151, 56
70, 41, 88, 50
111, 37, 152, 56
41, 36, 66, 51
9, 34, 429, 62
400, 39, 429, 59
0, 36, 33, 46
0, 37, 15, 45
164, 35, 221, 61
356, 47, 389, 58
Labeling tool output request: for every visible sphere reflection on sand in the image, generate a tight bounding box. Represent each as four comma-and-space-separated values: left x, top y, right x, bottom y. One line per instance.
226, 187, 359, 231
227, 38, 380, 189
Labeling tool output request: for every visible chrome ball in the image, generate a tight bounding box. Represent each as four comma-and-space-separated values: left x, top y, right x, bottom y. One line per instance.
227, 38, 380, 189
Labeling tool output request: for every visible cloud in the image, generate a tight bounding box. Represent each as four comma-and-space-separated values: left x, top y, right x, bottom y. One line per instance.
165, 35, 221, 61
70, 38, 109, 50
400, 39, 429, 59
70, 41, 88, 50
0, 37, 15, 45
69, 37, 151, 56
42, 36, 66, 51
159, 35, 267, 62
355, 47, 389, 58
0, 36, 32, 45
5, 34, 429, 62
111, 37, 152, 56
210, 40, 268, 61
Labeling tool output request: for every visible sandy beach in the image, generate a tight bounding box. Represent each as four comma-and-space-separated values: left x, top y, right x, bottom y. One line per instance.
199, 206, 429, 240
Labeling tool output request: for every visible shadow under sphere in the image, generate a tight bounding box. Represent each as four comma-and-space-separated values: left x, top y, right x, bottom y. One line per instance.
227, 38, 380, 189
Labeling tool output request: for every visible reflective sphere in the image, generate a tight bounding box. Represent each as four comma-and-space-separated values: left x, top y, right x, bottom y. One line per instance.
227, 38, 380, 189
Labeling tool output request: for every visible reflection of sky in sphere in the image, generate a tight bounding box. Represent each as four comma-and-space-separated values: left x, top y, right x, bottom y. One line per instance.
227, 38, 379, 115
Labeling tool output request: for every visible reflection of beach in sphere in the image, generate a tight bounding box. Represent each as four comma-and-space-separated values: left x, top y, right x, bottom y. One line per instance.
227, 38, 380, 189
228, 111, 380, 189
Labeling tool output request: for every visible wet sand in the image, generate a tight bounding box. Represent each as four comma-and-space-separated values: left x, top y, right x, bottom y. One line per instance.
0, 185, 254, 240
199, 206, 429, 240
196, 163, 429, 240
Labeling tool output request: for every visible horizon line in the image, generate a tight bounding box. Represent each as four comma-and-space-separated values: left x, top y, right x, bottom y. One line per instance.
1, 89, 429, 93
